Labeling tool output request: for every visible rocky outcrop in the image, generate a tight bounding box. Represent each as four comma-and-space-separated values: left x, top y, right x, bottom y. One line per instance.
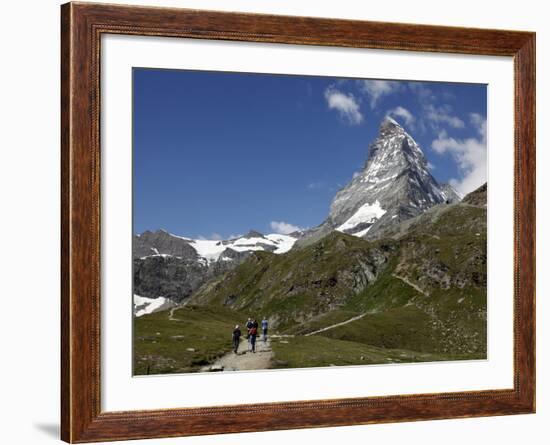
133, 229, 197, 260
133, 256, 208, 303
463, 182, 487, 207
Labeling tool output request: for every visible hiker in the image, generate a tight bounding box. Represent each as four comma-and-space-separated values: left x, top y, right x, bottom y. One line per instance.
232, 325, 241, 354
249, 321, 258, 353
261, 317, 268, 342
245, 318, 254, 351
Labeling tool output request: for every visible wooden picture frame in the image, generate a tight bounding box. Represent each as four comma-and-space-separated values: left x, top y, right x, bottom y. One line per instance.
61, 2, 535, 442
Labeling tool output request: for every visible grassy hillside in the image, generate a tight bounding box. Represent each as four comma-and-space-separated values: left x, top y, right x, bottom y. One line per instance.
270, 335, 472, 369
133, 304, 245, 375
191, 232, 395, 331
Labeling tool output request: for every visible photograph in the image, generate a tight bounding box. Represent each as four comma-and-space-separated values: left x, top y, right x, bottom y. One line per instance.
132, 69, 488, 375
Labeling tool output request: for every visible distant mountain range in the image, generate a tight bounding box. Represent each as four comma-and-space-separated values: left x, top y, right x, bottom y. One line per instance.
133, 230, 299, 311
134, 229, 297, 262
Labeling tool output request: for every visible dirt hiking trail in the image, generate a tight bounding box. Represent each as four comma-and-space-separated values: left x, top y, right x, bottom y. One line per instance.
201, 337, 273, 372
304, 313, 368, 337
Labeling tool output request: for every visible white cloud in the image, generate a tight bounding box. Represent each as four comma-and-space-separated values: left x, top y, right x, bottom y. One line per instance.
425, 103, 464, 129
427, 161, 436, 171
431, 114, 487, 194
270, 221, 302, 235
387, 106, 415, 128
469, 112, 487, 135
359, 80, 402, 108
324, 87, 363, 125
406, 83, 466, 133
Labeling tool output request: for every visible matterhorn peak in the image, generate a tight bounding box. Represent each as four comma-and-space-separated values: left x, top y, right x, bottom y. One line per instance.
300, 117, 448, 244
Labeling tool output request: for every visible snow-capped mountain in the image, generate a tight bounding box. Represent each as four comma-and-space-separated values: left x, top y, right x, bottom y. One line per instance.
134, 229, 296, 262
133, 229, 297, 315
301, 116, 459, 243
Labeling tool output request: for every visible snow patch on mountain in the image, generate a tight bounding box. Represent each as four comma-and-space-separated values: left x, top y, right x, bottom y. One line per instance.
137, 230, 299, 264
189, 239, 229, 262
188, 233, 297, 262
336, 200, 386, 235
134, 294, 175, 317
265, 234, 297, 254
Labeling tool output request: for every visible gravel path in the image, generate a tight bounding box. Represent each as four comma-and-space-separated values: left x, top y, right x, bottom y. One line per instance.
201, 337, 273, 372
304, 313, 368, 336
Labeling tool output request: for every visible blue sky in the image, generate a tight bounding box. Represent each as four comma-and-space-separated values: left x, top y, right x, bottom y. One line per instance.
133, 68, 486, 239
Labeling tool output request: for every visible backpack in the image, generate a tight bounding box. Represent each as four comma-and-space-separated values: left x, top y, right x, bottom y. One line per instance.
249, 326, 257, 336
